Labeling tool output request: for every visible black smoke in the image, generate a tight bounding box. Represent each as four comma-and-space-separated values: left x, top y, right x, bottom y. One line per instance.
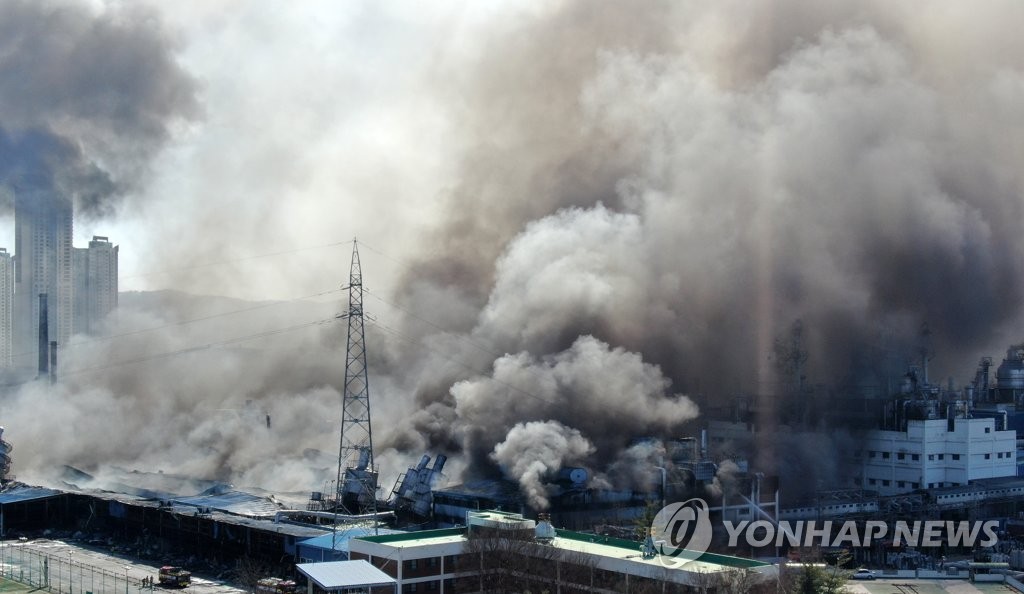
0, 0, 197, 215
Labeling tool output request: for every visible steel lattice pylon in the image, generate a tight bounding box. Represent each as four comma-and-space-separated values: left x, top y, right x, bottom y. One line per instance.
334, 239, 377, 515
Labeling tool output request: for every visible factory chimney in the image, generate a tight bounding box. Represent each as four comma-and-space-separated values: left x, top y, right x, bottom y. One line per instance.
37, 294, 48, 378
49, 340, 57, 384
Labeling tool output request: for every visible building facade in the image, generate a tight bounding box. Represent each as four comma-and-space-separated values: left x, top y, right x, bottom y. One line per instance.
347, 511, 774, 594
72, 235, 118, 335
14, 187, 73, 368
0, 249, 12, 368
859, 416, 1016, 495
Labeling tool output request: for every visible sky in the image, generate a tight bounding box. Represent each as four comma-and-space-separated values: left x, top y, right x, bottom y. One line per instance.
3, 0, 1024, 504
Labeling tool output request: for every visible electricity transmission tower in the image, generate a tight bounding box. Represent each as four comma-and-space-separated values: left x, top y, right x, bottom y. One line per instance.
333, 239, 377, 516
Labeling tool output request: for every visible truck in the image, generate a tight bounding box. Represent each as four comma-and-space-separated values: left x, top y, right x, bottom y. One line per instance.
255, 577, 297, 593
158, 566, 192, 588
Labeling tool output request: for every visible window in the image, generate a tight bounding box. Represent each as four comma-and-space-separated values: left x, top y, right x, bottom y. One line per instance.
882, 452, 891, 459
912, 454, 920, 461
868, 479, 877, 486
428, 557, 438, 567
985, 454, 991, 460
882, 480, 891, 486
938, 454, 945, 460
897, 481, 906, 488
408, 560, 418, 570
985, 427, 991, 433
897, 453, 906, 460
869, 451, 877, 459
952, 454, 960, 460
929, 454, 935, 461
912, 482, 920, 489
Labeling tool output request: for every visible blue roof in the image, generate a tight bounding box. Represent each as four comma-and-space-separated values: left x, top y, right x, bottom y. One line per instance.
300, 527, 404, 552
0, 486, 63, 504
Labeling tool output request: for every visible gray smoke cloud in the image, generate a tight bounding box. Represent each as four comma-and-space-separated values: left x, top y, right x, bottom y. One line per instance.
6, 0, 1024, 510
491, 420, 594, 510
443, 335, 698, 480
386, 1, 1024, 493
0, 0, 197, 216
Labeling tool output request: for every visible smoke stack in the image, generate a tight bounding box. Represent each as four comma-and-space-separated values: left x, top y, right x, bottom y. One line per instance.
37, 294, 48, 378
49, 341, 57, 384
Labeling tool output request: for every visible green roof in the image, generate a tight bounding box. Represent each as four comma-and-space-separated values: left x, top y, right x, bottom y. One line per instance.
355, 528, 464, 543
353, 525, 768, 569
555, 530, 770, 569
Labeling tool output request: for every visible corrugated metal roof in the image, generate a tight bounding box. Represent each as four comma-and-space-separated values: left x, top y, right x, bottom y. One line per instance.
172, 490, 281, 518
0, 486, 63, 504
296, 560, 395, 589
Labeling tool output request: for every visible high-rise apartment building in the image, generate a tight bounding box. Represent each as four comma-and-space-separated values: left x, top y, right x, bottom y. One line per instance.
13, 187, 74, 368
72, 236, 118, 334
0, 249, 13, 368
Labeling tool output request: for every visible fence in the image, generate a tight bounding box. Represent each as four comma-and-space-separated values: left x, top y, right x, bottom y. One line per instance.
0, 541, 153, 594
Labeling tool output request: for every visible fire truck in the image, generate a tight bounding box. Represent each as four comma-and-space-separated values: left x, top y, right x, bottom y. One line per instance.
158, 566, 192, 588
255, 577, 297, 593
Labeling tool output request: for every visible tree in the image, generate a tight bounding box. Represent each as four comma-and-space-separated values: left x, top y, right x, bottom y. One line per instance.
233, 556, 275, 592
781, 563, 850, 594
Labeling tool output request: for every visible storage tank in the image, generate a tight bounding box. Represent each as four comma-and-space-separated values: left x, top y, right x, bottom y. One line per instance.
996, 347, 1024, 404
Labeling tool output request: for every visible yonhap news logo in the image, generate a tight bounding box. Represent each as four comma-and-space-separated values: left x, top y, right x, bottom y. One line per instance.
649, 498, 1001, 567
649, 498, 713, 568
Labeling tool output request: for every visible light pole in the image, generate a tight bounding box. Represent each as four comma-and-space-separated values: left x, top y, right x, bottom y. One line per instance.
124, 565, 130, 594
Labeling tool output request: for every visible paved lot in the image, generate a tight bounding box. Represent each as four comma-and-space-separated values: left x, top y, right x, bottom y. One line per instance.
0, 539, 248, 594
847, 579, 1022, 594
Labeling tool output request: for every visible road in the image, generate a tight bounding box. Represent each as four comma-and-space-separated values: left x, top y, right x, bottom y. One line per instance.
847, 577, 1021, 593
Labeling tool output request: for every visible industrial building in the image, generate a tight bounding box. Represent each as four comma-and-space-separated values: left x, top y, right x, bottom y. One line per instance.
859, 403, 1016, 494
346, 510, 774, 593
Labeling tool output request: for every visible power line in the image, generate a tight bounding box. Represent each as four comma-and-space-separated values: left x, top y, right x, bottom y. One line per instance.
0, 316, 338, 388
6, 287, 344, 362
121, 240, 353, 279
63, 287, 344, 349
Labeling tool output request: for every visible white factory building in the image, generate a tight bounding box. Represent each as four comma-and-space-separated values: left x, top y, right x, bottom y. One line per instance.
859, 413, 1016, 495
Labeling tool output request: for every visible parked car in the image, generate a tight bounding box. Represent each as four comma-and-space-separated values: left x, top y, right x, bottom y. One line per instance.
851, 568, 876, 580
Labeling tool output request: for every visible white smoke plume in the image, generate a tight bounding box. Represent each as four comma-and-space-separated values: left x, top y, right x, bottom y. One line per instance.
706, 459, 742, 500
491, 420, 594, 510
445, 334, 699, 482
